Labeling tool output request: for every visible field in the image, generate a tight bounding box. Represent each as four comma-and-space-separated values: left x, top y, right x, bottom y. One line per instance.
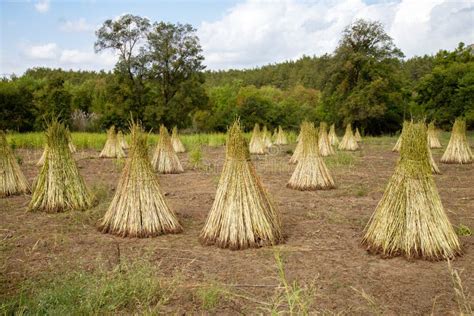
1, 132, 473, 314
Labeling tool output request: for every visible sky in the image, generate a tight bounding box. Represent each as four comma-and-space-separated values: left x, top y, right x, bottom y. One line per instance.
1, 0, 473, 75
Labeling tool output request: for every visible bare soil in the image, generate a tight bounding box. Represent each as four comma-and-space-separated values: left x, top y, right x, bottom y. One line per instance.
1, 141, 473, 314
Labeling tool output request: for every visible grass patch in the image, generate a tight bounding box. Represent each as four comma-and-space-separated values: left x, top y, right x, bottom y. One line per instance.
455, 224, 472, 237
196, 284, 225, 311
325, 152, 356, 167
0, 260, 176, 315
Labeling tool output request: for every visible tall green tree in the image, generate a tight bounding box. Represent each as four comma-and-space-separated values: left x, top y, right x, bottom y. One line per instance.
322, 19, 405, 134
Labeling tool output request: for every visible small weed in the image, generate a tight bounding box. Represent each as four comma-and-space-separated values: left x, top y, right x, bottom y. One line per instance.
448, 260, 472, 315
455, 224, 472, 236
355, 184, 369, 197
325, 152, 355, 167
196, 284, 224, 311
189, 145, 203, 169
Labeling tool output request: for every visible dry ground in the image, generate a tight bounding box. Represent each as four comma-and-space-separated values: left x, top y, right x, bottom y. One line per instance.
1, 139, 473, 314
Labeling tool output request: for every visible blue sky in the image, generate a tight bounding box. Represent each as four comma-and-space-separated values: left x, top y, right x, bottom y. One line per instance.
1, 0, 473, 75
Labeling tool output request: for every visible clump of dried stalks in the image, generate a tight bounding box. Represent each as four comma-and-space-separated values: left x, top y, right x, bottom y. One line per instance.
117, 130, 129, 150
363, 121, 461, 260
99, 121, 182, 237
171, 126, 186, 153
200, 120, 283, 249
290, 122, 310, 164
427, 122, 441, 149
274, 126, 288, 145
151, 125, 184, 174
355, 127, 362, 142
288, 124, 335, 190
328, 123, 339, 146
0, 131, 31, 197
441, 118, 473, 164
318, 122, 335, 157
249, 123, 266, 154
37, 129, 76, 166
29, 120, 92, 212
392, 134, 402, 152
262, 125, 273, 148
100, 126, 126, 158
338, 123, 359, 151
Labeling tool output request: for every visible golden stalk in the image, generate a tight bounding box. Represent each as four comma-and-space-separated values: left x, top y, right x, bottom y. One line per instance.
200, 120, 283, 250
274, 126, 288, 145
249, 123, 266, 154
29, 120, 92, 213
117, 130, 129, 150
289, 122, 310, 164
338, 123, 359, 151
427, 122, 442, 149
100, 126, 126, 158
171, 126, 186, 153
392, 134, 402, 152
262, 126, 273, 148
328, 123, 339, 146
441, 118, 473, 164
355, 127, 362, 142
363, 121, 461, 260
287, 124, 335, 190
151, 125, 184, 174
99, 121, 183, 237
0, 131, 31, 197
318, 122, 335, 157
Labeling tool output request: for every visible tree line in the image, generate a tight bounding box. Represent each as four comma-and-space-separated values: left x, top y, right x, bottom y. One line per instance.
1, 17, 472, 134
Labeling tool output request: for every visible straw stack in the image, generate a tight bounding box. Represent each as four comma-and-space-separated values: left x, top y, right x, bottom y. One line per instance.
99, 122, 182, 237
274, 126, 288, 145
117, 130, 129, 150
287, 124, 335, 190
100, 126, 126, 158
338, 123, 359, 151
441, 118, 473, 164
67, 128, 77, 153
171, 126, 186, 153
200, 120, 283, 250
427, 122, 441, 149
249, 123, 265, 154
328, 124, 339, 147
29, 120, 92, 212
151, 125, 184, 174
362, 121, 461, 260
0, 131, 31, 197
38, 130, 76, 166
392, 134, 402, 152
290, 121, 310, 164
262, 126, 273, 148
319, 122, 335, 157
355, 127, 362, 142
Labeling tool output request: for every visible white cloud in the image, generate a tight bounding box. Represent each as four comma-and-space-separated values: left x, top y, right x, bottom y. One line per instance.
34, 0, 50, 13
59, 49, 116, 67
24, 43, 59, 60
198, 0, 474, 70
60, 18, 95, 32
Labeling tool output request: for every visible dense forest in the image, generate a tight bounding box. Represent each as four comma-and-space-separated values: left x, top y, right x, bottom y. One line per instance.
1, 16, 473, 134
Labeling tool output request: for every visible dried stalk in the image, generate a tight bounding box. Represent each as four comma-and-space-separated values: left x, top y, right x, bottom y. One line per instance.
200, 120, 283, 249
151, 125, 184, 174
338, 123, 359, 151
363, 121, 461, 260
355, 127, 362, 142
0, 131, 31, 197
290, 122, 310, 164
262, 126, 273, 148
328, 124, 339, 146
318, 122, 335, 157
441, 119, 473, 164
427, 122, 441, 149
100, 121, 182, 237
249, 123, 266, 154
29, 120, 92, 212
392, 134, 401, 152
288, 124, 335, 190
117, 130, 129, 150
274, 126, 288, 145
171, 126, 186, 153
100, 126, 126, 158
